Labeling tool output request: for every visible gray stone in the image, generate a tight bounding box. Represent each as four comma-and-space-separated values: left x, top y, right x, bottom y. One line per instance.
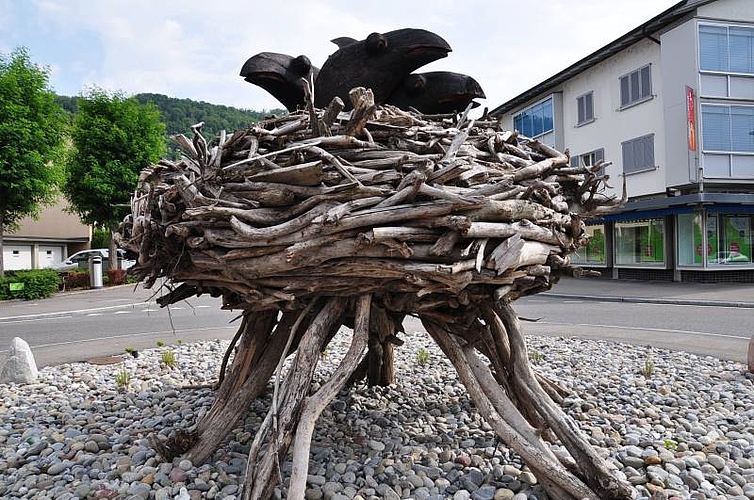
472, 485, 497, 500
707, 454, 726, 470
493, 489, 515, 500
0, 337, 38, 384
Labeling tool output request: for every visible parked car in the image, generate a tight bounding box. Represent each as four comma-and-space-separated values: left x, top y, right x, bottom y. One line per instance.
50, 249, 136, 272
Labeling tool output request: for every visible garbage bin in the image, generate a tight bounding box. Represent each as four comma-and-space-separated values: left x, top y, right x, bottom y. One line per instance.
90, 255, 103, 289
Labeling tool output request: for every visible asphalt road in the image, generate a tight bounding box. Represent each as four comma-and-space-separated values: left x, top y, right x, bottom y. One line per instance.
0, 288, 750, 366
513, 295, 751, 363
404, 295, 751, 363
0, 293, 239, 367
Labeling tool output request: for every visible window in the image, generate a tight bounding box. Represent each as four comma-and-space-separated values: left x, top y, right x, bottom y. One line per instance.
707, 213, 752, 265
621, 134, 655, 174
700, 24, 754, 74
619, 65, 652, 107
513, 98, 554, 138
615, 219, 665, 266
576, 92, 594, 125
701, 104, 754, 153
677, 212, 705, 266
571, 224, 606, 265
570, 148, 605, 175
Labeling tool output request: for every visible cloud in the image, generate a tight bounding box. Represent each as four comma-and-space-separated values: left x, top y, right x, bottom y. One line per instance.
3, 0, 680, 111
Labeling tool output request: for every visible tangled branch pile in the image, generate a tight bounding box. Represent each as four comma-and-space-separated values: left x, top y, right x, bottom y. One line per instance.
117, 89, 631, 500
119, 91, 618, 313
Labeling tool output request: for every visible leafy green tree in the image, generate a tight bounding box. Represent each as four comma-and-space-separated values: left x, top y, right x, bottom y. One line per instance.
0, 48, 68, 277
65, 88, 166, 268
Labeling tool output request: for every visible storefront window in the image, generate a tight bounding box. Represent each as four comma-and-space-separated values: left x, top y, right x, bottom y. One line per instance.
615, 218, 665, 266
571, 225, 607, 265
677, 212, 705, 266
708, 213, 752, 265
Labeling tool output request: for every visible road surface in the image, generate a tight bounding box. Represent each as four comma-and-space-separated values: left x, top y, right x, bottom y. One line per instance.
1, 288, 749, 366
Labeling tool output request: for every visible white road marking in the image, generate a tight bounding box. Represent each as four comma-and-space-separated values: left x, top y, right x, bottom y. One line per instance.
534, 321, 749, 340
26, 325, 237, 349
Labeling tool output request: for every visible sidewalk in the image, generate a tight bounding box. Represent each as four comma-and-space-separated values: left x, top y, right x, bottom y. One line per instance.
1, 277, 753, 322
545, 276, 754, 308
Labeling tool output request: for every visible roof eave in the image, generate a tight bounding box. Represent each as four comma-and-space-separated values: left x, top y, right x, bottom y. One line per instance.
489, 0, 716, 117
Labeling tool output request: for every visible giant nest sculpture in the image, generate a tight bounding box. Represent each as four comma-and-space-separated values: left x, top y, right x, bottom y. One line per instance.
117, 28, 630, 500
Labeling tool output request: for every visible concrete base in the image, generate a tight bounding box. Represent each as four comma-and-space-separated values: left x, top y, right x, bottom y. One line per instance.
749, 335, 754, 373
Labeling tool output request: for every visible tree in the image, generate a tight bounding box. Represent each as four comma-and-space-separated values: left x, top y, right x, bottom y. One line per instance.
65, 88, 166, 268
0, 48, 68, 277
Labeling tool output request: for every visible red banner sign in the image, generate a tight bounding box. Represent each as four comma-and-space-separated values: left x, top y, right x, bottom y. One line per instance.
686, 86, 697, 151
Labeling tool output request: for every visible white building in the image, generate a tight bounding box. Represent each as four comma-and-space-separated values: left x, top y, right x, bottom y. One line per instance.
491, 0, 754, 282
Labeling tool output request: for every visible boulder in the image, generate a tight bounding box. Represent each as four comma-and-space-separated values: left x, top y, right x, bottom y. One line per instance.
0, 337, 39, 384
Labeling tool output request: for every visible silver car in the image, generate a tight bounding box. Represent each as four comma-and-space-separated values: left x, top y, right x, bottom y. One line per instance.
50, 249, 135, 271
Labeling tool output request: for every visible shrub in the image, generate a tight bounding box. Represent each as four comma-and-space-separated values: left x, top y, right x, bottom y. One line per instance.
640, 360, 655, 377
417, 348, 430, 365
115, 369, 131, 390
63, 270, 90, 290
106, 268, 127, 286
0, 269, 61, 300
161, 350, 177, 368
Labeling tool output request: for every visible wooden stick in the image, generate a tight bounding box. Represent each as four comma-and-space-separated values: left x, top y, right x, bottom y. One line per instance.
288, 294, 370, 498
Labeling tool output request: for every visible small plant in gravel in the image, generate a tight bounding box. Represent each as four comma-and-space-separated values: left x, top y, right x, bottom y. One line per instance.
640, 360, 655, 377
124, 346, 139, 358
156, 341, 164, 347
664, 439, 677, 451
417, 348, 431, 365
115, 369, 131, 390
321, 347, 329, 358
161, 350, 177, 368
529, 349, 544, 364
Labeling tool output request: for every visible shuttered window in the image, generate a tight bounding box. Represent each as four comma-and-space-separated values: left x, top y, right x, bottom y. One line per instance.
570, 148, 606, 175
700, 23, 754, 74
702, 104, 754, 153
619, 65, 652, 107
577, 92, 594, 125
700, 24, 728, 72
621, 135, 655, 173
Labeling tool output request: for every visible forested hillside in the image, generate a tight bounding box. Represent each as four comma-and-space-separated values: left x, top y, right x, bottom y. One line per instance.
55, 93, 285, 157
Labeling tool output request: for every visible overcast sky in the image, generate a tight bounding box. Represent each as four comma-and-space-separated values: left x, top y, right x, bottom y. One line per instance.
1, 0, 681, 112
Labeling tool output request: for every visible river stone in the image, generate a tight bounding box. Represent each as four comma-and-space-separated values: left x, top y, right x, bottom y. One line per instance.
0, 337, 38, 384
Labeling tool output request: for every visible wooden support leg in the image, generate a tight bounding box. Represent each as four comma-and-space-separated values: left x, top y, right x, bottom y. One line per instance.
183, 311, 293, 465
423, 319, 595, 500
243, 297, 347, 500
287, 294, 371, 498
491, 299, 634, 500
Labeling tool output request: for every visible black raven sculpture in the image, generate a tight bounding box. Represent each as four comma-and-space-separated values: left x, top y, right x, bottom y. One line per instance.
314, 28, 451, 109
386, 71, 486, 114
240, 52, 319, 112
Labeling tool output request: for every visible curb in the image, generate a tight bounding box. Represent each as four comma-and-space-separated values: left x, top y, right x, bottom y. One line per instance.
542, 292, 754, 309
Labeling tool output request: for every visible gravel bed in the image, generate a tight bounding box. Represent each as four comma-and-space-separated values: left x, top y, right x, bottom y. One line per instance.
0, 329, 752, 500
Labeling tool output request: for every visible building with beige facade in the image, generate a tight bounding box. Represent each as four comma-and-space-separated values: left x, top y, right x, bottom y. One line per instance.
3, 199, 90, 270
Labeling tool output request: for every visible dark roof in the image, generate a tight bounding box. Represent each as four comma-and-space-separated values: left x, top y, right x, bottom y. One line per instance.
489, 0, 716, 117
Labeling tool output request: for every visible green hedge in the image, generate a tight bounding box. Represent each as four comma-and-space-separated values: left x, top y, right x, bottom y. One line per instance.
0, 269, 61, 300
